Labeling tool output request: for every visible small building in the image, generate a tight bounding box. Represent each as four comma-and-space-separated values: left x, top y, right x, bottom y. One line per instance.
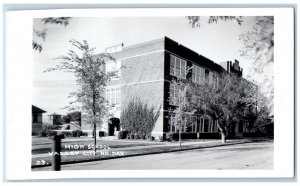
32, 105, 46, 134
46, 113, 62, 125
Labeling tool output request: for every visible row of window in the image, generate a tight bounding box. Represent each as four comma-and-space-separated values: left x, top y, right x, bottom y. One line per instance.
170, 54, 219, 87
169, 115, 219, 133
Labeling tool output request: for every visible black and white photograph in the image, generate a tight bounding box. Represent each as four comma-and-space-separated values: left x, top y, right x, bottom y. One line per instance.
4, 6, 295, 180
31, 15, 274, 171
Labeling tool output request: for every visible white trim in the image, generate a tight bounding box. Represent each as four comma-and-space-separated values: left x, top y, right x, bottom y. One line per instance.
117, 49, 165, 61
112, 48, 220, 79
107, 79, 165, 87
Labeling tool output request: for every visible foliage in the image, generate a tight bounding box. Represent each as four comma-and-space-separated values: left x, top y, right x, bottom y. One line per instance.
186, 16, 243, 28
63, 111, 81, 125
71, 130, 83, 137
41, 17, 71, 26
38, 124, 58, 137
32, 41, 43, 52
33, 17, 71, 52
62, 116, 71, 123
189, 73, 269, 143
120, 98, 159, 140
239, 16, 274, 113
62, 124, 70, 130
167, 63, 194, 146
45, 39, 118, 152
186, 16, 274, 115
165, 132, 176, 141
168, 78, 193, 146
118, 130, 129, 139
239, 17, 274, 64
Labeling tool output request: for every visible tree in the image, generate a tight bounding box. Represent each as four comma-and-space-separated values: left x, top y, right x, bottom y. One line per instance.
239, 16, 274, 113
168, 78, 192, 146
189, 73, 261, 143
168, 63, 193, 146
45, 39, 118, 153
33, 17, 71, 52
63, 111, 82, 125
62, 115, 71, 123
186, 16, 274, 114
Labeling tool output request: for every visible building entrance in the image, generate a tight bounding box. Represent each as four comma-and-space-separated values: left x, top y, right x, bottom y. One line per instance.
108, 118, 120, 136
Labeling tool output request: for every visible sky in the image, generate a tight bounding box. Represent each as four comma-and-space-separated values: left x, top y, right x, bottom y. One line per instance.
33, 16, 258, 115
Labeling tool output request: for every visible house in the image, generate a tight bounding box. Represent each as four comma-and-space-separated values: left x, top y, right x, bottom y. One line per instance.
32, 105, 46, 134
46, 113, 62, 125
81, 36, 255, 139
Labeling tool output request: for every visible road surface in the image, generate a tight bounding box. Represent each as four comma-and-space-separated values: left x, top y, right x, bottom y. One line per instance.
35, 140, 273, 170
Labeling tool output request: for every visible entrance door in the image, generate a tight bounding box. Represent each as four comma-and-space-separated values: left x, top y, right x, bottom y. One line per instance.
108, 118, 120, 136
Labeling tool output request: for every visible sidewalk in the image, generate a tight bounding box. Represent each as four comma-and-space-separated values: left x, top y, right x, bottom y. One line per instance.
31, 138, 272, 169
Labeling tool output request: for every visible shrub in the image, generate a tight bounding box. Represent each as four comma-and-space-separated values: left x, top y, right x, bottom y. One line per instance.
118, 130, 129, 139
159, 136, 164, 142
165, 133, 174, 141
38, 124, 58, 137
81, 132, 88, 136
32, 131, 37, 136
99, 131, 105, 137
62, 124, 70, 130
57, 131, 72, 138
72, 130, 82, 137
148, 136, 155, 141
120, 98, 160, 140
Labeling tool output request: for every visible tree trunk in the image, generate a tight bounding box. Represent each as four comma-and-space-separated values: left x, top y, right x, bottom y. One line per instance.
93, 123, 96, 154
220, 129, 226, 144
179, 130, 182, 147
216, 120, 226, 144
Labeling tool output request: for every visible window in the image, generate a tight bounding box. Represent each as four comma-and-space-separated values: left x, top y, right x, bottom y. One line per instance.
169, 114, 181, 132
205, 69, 209, 82
169, 83, 178, 105
214, 74, 219, 88
106, 60, 121, 80
191, 116, 197, 132
32, 115, 38, 123
209, 72, 214, 85
199, 117, 204, 132
106, 87, 121, 111
170, 55, 186, 79
192, 65, 205, 84
203, 118, 210, 132
170, 55, 175, 76
198, 117, 213, 132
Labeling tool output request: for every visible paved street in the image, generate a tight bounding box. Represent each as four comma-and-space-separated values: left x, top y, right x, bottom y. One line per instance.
35, 140, 273, 170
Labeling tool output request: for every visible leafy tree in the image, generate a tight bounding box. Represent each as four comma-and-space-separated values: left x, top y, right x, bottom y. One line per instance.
67, 111, 81, 125
167, 64, 194, 146
33, 17, 71, 52
62, 111, 82, 125
189, 73, 263, 143
62, 115, 71, 123
168, 78, 192, 146
186, 16, 274, 114
45, 39, 117, 153
239, 16, 274, 113
120, 98, 159, 140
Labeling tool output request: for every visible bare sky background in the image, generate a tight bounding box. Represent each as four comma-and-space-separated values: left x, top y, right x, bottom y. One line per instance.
33, 16, 257, 115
